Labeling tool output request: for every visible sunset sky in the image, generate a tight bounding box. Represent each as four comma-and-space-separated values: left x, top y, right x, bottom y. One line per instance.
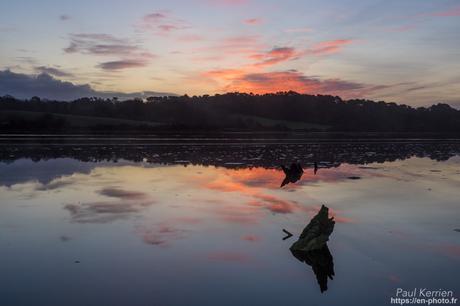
1, 0, 459, 105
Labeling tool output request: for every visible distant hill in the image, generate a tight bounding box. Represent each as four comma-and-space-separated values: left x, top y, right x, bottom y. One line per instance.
1, 92, 459, 133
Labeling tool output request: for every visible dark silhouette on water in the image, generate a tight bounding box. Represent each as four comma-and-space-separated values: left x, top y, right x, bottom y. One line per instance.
289, 205, 335, 293
314, 161, 318, 175
280, 162, 304, 187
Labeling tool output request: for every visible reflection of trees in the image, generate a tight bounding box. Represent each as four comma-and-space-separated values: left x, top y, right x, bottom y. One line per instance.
0, 142, 459, 169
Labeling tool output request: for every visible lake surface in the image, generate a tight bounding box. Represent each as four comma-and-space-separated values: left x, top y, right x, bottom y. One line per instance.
1, 137, 459, 306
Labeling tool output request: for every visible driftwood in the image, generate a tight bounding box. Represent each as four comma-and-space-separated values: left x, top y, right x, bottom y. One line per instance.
289, 205, 336, 292
290, 205, 335, 252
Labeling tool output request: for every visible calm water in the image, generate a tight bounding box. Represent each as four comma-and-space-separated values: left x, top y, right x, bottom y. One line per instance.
1, 138, 459, 306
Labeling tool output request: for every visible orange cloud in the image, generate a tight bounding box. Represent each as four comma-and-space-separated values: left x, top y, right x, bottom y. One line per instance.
203, 168, 299, 214
199, 167, 357, 223
250, 47, 301, 67
195, 38, 365, 95
218, 70, 368, 97
249, 194, 296, 214
307, 39, 354, 55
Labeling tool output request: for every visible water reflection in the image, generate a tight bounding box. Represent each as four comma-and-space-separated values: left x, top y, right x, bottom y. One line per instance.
1, 141, 460, 170
291, 245, 334, 293
0, 142, 459, 306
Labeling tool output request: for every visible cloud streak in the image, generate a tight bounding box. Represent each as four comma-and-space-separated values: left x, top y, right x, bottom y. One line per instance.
97, 187, 148, 200
34, 66, 74, 78
97, 59, 150, 70
431, 5, 460, 17
250, 47, 301, 67
64, 33, 154, 70
140, 11, 190, 35
64, 199, 154, 223
306, 39, 354, 55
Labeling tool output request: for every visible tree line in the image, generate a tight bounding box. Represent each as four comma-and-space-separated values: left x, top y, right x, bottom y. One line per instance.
0, 92, 459, 132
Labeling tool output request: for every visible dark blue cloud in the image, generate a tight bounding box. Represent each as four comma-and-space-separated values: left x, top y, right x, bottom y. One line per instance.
0, 70, 174, 100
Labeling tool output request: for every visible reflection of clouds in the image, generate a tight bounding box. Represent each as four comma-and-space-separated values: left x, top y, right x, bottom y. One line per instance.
59, 235, 72, 242
175, 216, 202, 224
35, 179, 75, 191
387, 274, 401, 283
200, 167, 354, 222
203, 168, 299, 214
137, 224, 187, 247
0, 158, 98, 187
241, 235, 261, 242
214, 204, 261, 224
248, 194, 297, 214
64, 199, 154, 223
97, 187, 148, 200
429, 244, 460, 259
207, 251, 251, 263
388, 229, 460, 260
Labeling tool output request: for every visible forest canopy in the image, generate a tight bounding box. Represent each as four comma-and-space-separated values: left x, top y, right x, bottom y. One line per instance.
1, 92, 459, 133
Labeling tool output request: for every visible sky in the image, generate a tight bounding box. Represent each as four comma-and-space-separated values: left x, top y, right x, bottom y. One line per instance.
0, 0, 459, 106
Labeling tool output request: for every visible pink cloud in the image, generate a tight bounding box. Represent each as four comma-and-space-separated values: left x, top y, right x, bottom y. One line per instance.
221, 35, 262, 51
432, 5, 460, 17
244, 18, 263, 25
207, 0, 249, 6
